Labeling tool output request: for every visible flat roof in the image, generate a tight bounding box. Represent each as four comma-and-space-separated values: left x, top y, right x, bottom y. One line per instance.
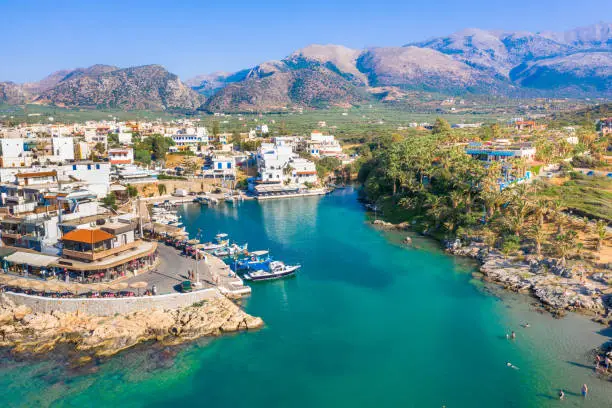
5, 251, 59, 267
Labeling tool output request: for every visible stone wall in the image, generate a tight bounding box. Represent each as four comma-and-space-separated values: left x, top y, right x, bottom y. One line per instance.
3, 288, 221, 316
134, 179, 220, 198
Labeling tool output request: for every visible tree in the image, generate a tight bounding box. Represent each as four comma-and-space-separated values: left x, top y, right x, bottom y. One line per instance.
594, 220, 608, 252
501, 235, 521, 257
126, 184, 138, 198
157, 184, 167, 196
212, 121, 220, 137
101, 192, 117, 210
94, 142, 106, 155
528, 224, 546, 256
231, 130, 242, 147
108, 133, 120, 148
432, 117, 451, 135
555, 230, 577, 265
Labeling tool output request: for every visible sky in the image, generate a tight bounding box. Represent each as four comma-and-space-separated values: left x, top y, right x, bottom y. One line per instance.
0, 0, 608, 83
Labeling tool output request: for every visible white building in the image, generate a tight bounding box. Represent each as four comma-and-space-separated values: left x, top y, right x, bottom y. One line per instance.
117, 132, 133, 145
308, 131, 343, 158
60, 162, 111, 198
0, 138, 29, 167
51, 136, 75, 162
256, 142, 318, 187
108, 148, 134, 165
170, 134, 207, 152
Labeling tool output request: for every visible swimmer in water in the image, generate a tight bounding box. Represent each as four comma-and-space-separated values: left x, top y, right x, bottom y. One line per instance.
506, 362, 519, 370
511, 331, 516, 339
559, 390, 565, 400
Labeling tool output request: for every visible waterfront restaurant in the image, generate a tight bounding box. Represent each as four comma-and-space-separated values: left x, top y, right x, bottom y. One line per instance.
56, 227, 158, 282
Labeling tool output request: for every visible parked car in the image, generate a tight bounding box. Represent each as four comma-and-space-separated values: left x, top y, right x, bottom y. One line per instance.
180, 280, 193, 293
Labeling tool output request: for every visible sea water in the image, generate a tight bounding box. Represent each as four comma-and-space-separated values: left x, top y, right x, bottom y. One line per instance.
1, 188, 611, 407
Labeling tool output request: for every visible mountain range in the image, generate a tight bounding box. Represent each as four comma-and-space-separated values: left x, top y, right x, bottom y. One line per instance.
1, 22, 610, 112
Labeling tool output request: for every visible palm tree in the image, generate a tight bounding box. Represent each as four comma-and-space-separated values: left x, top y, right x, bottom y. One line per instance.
594, 220, 608, 252
509, 198, 529, 237
528, 224, 546, 256
555, 230, 577, 266
532, 199, 549, 228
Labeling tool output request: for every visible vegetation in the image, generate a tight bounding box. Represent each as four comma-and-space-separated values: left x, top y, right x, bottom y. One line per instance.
101, 192, 117, 210
158, 174, 187, 181
157, 184, 167, 195
134, 134, 175, 164
357, 131, 611, 262
315, 157, 342, 180
126, 185, 138, 198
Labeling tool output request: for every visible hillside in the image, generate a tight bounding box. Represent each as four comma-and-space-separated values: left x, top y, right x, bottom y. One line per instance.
1, 22, 610, 112
34, 64, 203, 110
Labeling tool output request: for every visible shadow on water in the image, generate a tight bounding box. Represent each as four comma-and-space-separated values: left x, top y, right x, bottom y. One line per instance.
566, 360, 595, 370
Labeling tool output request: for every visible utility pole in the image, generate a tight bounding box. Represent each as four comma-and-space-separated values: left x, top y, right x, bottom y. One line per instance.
194, 228, 202, 286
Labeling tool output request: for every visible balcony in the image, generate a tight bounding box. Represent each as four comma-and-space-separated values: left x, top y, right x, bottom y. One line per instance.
62, 240, 139, 262
1, 232, 22, 240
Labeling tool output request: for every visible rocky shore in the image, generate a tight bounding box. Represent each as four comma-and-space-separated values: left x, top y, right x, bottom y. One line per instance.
370, 219, 611, 321
447, 241, 611, 321
0, 294, 263, 359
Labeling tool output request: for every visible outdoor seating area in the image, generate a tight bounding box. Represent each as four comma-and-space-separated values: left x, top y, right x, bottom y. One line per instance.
0, 274, 151, 298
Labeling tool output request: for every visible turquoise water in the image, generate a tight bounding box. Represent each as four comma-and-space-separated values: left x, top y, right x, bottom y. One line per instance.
1, 188, 611, 407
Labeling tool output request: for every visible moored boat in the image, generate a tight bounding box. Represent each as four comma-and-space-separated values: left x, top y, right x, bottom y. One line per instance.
243, 261, 300, 281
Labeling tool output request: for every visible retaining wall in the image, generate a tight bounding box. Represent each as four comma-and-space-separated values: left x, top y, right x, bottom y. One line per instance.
3, 288, 220, 316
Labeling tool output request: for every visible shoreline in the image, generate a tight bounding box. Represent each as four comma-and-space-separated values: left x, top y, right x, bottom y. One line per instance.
370, 218, 611, 322
0, 292, 263, 361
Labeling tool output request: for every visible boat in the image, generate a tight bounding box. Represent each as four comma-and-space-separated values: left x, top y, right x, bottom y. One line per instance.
235, 250, 272, 270
211, 242, 248, 257
198, 233, 230, 251
243, 261, 300, 281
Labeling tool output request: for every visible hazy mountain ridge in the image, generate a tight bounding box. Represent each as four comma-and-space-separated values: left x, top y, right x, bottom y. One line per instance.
33, 64, 203, 110
190, 22, 611, 111
0, 22, 609, 111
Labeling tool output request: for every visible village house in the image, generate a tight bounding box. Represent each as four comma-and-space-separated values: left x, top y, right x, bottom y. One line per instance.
108, 148, 134, 165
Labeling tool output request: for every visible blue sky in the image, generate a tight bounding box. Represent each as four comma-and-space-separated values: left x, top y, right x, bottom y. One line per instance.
0, 0, 608, 82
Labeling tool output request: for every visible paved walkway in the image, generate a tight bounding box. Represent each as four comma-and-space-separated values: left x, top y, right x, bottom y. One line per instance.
126, 243, 251, 297
125, 244, 214, 294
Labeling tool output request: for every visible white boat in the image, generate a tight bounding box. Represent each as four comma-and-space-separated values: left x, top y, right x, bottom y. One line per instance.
198, 233, 230, 251
243, 261, 300, 281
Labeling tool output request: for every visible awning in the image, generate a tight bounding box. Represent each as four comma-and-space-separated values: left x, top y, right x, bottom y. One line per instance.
5, 252, 59, 267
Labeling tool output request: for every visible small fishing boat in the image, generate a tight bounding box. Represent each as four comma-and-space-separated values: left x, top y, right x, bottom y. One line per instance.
198, 233, 230, 251
243, 261, 300, 281
235, 250, 272, 270
211, 242, 248, 257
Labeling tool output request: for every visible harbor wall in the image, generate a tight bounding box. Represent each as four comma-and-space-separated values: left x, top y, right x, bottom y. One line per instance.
3, 288, 221, 316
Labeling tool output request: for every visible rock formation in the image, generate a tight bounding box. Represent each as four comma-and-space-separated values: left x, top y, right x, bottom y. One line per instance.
0, 294, 263, 358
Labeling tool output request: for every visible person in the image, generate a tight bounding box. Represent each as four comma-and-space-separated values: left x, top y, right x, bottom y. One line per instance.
506, 362, 519, 370
511, 331, 516, 340
559, 390, 565, 400
581, 384, 588, 398
152, 284, 157, 296
595, 355, 602, 370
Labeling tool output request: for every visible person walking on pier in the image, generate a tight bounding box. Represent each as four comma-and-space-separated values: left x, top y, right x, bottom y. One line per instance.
581, 384, 588, 398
